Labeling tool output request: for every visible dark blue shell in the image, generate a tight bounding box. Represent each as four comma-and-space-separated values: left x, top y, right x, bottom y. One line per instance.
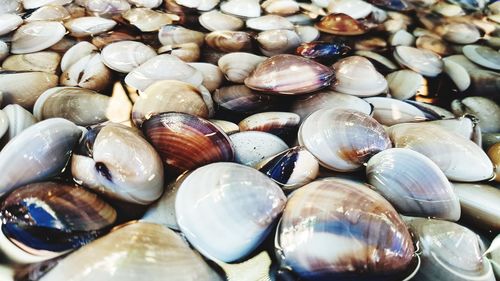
296, 42, 351, 62
258, 147, 300, 185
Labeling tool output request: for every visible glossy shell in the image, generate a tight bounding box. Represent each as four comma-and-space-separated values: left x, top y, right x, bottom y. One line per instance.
393, 46, 443, 77
229, 131, 288, 166
364, 97, 427, 126
238, 111, 300, 138
453, 183, 500, 232
101, 41, 157, 73
315, 13, 368, 35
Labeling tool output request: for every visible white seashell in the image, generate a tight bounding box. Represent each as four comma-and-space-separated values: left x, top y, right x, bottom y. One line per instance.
331, 56, 388, 97
188, 62, 224, 92
364, 97, 427, 126
11, 21, 66, 54
463, 45, 500, 71
386, 70, 427, 100
294, 25, 320, 43
442, 58, 471, 92
0, 41, 8, 62
389, 29, 415, 46
246, 15, 293, 31
158, 25, 205, 47
158, 43, 200, 62
256, 29, 301, 57
176, 0, 219, 10
218, 52, 266, 83
394, 46, 443, 77
0, 109, 8, 140
0, 71, 58, 109
388, 123, 494, 181
124, 54, 203, 91
285, 13, 313, 25
428, 116, 481, 145
0, 14, 23, 36
2, 51, 61, 74
60, 41, 98, 72
2, 104, 37, 142
0, 0, 22, 14
24, 5, 70, 22
84, 0, 130, 15
451, 96, 500, 133
367, 148, 460, 221
210, 119, 240, 135
261, 0, 299, 16
60, 53, 112, 92
355, 50, 399, 71
327, 0, 372, 19
440, 23, 481, 44
122, 8, 179, 32
101, 41, 156, 73
311, 0, 328, 8
230, 131, 288, 166
176, 162, 286, 262
298, 3, 326, 19
128, 0, 162, 8
22, 0, 71, 9
0, 265, 13, 281
64, 17, 116, 37
453, 183, 500, 232
199, 10, 244, 31
220, 0, 261, 18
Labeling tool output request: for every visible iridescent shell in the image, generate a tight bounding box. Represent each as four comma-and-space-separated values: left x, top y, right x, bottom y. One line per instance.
315, 13, 369, 36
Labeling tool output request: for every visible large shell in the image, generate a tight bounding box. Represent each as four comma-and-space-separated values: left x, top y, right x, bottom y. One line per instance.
0, 182, 117, 263
34, 87, 110, 126
451, 96, 500, 133
276, 178, 415, 280
199, 10, 244, 31
39, 222, 222, 281
0, 71, 58, 109
158, 25, 205, 47
220, 0, 261, 18
218, 52, 267, 83
453, 183, 500, 232
366, 148, 460, 220
176, 162, 286, 262
299, 109, 391, 172
405, 217, 495, 281
60, 53, 112, 92
24, 5, 71, 22
229, 131, 288, 166
64, 17, 117, 37
11, 21, 66, 54
2, 51, 61, 74
393, 46, 443, 77
71, 123, 164, 205
60, 41, 98, 72
143, 112, 235, 175
1, 104, 37, 142
188, 62, 224, 92
386, 69, 427, 100
101, 41, 157, 73
388, 123, 494, 181
256, 29, 301, 57
244, 54, 335, 95
0, 118, 81, 196
364, 97, 427, 126
205, 31, 253, 53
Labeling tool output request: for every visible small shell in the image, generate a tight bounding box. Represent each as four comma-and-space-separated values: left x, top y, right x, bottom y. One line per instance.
386, 70, 427, 100
159, 25, 205, 47
2, 51, 61, 74
188, 62, 224, 92
332, 56, 387, 97
175, 162, 286, 262
246, 15, 293, 31
220, 0, 261, 18
199, 10, 244, 31
354, 36, 387, 52
60, 53, 112, 92
315, 13, 368, 36
440, 23, 481, 44
442, 58, 471, 92
218, 52, 267, 83
256, 29, 301, 57
83, 0, 130, 16
295, 41, 351, 62
230, 131, 288, 166
64, 17, 116, 37
22, 0, 71, 9
261, 0, 300, 16
294, 25, 320, 43
0, 41, 8, 62
101, 41, 156, 73
389, 29, 415, 46
11, 21, 66, 54
451, 97, 500, 133
0, 13, 23, 36
158, 43, 200, 62
210, 119, 239, 135
299, 109, 391, 171
432, 2, 464, 17
239, 111, 300, 139
364, 97, 427, 126
205, 31, 253, 53
0, 71, 58, 109
394, 46, 443, 77
463, 45, 500, 71
176, 0, 220, 10
128, 0, 162, 8
1, 104, 37, 142
416, 35, 451, 56
60, 41, 98, 72
488, 143, 500, 182
213, 85, 281, 115
122, 8, 179, 32
327, 0, 373, 19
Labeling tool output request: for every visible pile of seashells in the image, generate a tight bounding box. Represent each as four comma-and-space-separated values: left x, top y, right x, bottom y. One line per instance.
0, 0, 499, 279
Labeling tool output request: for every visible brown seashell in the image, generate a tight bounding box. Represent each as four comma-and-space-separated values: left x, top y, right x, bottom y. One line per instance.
315, 13, 369, 36
158, 43, 201, 62
205, 31, 253, 53
238, 111, 300, 138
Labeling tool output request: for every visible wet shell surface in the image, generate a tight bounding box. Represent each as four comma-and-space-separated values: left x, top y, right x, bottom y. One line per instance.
218, 52, 267, 83
315, 13, 368, 35
246, 15, 294, 31
60, 53, 112, 92
213, 85, 281, 115
453, 183, 500, 232
2, 51, 61, 74
238, 111, 300, 138
220, 0, 261, 18
393, 46, 443, 77
386, 69, 427, 100
64, 17, 117, 37
1, 104, 37, 142
60, 41, 98, 72
451, 96, 500, 134
175, 162, 286, 262
0, 71, 59, 109
298, 109, 391, 172
188, 62, 224, 92
276, 178, 415, 280
11, 21, 66, 54
199, 10, 244, 31
462, 45, 500, 71
229, 131, 288, 166
0, 14, 22, 36
364, 97, 427, 126
101, 41, 157, 73
205, 30, 253, 53
256, 29, 301, 57
158, 25, 205, 47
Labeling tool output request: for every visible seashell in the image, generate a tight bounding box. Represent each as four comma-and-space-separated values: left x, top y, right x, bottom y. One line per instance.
158, 43, 200, 62
432, 2, 465, 17
128, 0, 162, 8
177, 0, 220, 10
261, 0, 299, 16
91, 30, 141, 49
143, 112, 234, 175
364, 97, 427, 126
158, 25, 205, 47
83, 0, 130, 15
276, 178, 415, 280
22, 0, 71, 9
386, 70, 427, 100
210, 119, 239, 135
64, 17, 116, 37
405, 217, 495, 281
0, 13, 23, 36
239, 111, 300, 139
393, 46, 443, 77
404, 101, 454, 119
245, 54, 334, 95
220, 0, 261, 18
454, 183, 500, 232
0, 109, 8, 140
60, 41, 98, 73
315, 13, 368, 36
1, 104, 36, 142
366, 148, 460, 220
0, 181, 117, 264
230, 131, 288, 166
0, 71, 58, 109
294, 25, 320, 43
218, 52, 266, 84
0, 41, 8, 62
488, 143, 500, 182
388, 123, 494, 181
487, 235, 500, 279
11, 21, 65, 54
175, 162, 286, 262
33, 87, 110, 126
354, 37, 387, 52
332, 56, 387, 97
290, 90, 372, 120
299, 109, 391, 172
429, 116, 481, 145
199, 10, 244, 31
0, 0, 22, 14
101, 41, 156, 73
2, 51, 60, 74
442, 58, 471, 92
451, 97, 500, 133
327, 0, 373, 19
124, 54, 203, 91
60, 53, 112, 92
255, 146, 318, 190
297, 3, 326, 19
355, 50, 398, 72
122, 8, 179, 32
47, 37, 78, 53
256, 29, 301, 57
246, 15, 293, 31
213, 85, 281, 115
39, 222, 222, 281
132, 80, 211, 126
296, 41, 351, 62
72, 123, 164, 205
205, 30, 253, 53
389, 29, 415, 46
439, 23, 481, 44
188, 62, 224, 92
415, 35, 451, 56
366, 0, 413, 11
463, 45, 500, 71
0, 118, 81, 196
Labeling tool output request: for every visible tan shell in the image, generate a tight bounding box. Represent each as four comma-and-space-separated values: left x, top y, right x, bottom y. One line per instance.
158, 43, 200, 62
256, 29, 301, 56
0, 71, 58, 109
205, 31, 253, 53
158, 25, 205, 47
199, 10, 244, 31
2, 51, 61, 74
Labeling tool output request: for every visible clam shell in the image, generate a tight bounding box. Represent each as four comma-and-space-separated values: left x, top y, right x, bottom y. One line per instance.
451, 96, 500, 133
213, 85, 281, 115
327, 0, 373, 19
331, 56, 388, 97
298, 109, 391, 172
0, 0, 22, 14
158, 43, 200, 62
124, 54, 203, 91
210, 119, 239, 135
463, 45, 500, 71
315, 13, 368, 35
244, 54, 335, 95
188, 62, 224, 92
404, 100, 454, 119
0, 71, 58, 109
276, 178, 415, 280
218, 52, 267, 84
256, 29, 301, 57
101, 41, 156, 73
22, 0, 71, 9
386, 69, 427, 100
60, 53, 112, 92
24, 4, 71, 22
132, 80, 211, 126
220, 0, 261, 18
454, 183, 500, 232
176, 0, 220, 10
394, 46, 443, 77
143, 112, 235, 175
158, 25, 205, 47
176, 162, 286, 262
442, 58, 471, 92
11, 21, 65, 54
294, 25, 320, 43
429, 116, 481, 144
388, 123, 494, 181
389, 29, 415, 46
34, 87, 110, 126
2, 51, 61, 74
355, 50, 398, 72
295, 41, 351, 62
199, 10, 244, 31
238, 111, 300, 138
205, 30, 253, 53
60, 41, 98, 73
39, 222, 222, 281
261, 0, 299, 16
128, 0, 162, 8
64, 17, 116, 37
0, 41, 8, 62
0, 181, 116, 263
230, 131, 288, 166
367, 148, 460, 220
364, 97, 427, 126
83, 0, 131, 15
123, 8, 179, 32
0, 109, 8, 140
0, 118, 81, 196
488, 143, 500, 182
0, 13, 23, 36
246, 15, 293, 31
416, 35, 451, 56
405, 217, 495, 281
1, 104, 37, 142
440, 23, 481, 44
